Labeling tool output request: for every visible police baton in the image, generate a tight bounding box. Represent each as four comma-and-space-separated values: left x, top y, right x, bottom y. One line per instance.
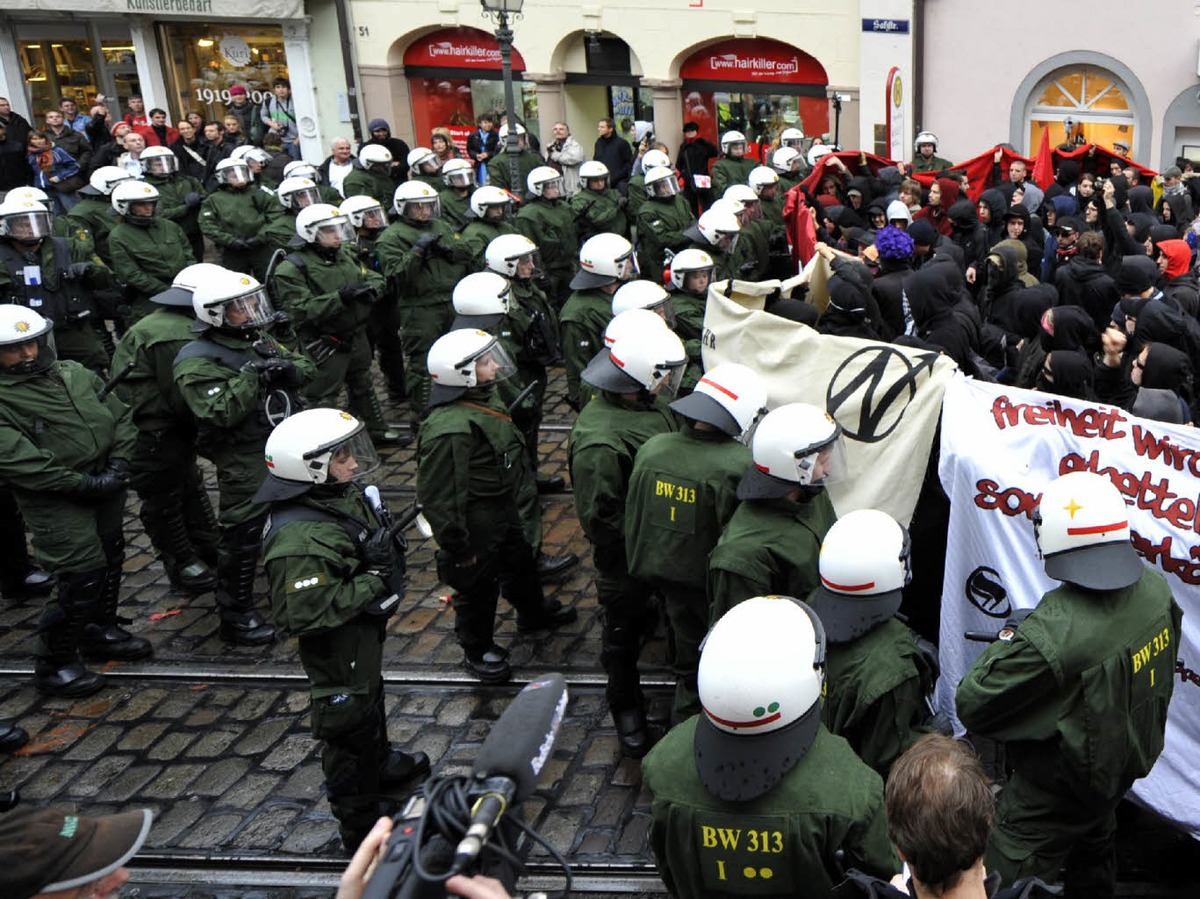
505, 380, 539, 416
97, 361, 135, 402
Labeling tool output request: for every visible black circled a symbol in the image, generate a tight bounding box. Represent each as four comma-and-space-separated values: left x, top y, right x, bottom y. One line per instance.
965, 566, 1011, 618
825, 346, 939, 444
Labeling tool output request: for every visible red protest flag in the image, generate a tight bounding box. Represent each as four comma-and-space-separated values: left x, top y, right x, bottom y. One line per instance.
1031, 126, 1054, 190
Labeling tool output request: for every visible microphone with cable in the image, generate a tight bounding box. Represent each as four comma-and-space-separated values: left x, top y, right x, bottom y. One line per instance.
454, 673, 569, 868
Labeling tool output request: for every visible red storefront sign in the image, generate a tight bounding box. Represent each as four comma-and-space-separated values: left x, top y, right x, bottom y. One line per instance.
403, 27, 526, 71
680, 38, 826, 84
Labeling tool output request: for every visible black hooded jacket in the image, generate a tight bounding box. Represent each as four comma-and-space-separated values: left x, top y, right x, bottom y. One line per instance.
1055, 256, 1119, 332
902, 265, 977, 367
948, 199, 989, 276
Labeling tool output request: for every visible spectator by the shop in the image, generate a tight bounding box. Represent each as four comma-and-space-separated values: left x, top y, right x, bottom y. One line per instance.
260, 76, 299, 159
43, 108, 91, 172
58, 96, 89, 135
0, 120, 30, 191
26, 130, 82, 213
320, 137, 357, 196
122, 94, 148, 128
467, 113, 499, 185
593, 117, 633, 196
0, 96, 32, 151
226, 84, 259, 143
136, 107, 180, 148
361, 118, 410, 183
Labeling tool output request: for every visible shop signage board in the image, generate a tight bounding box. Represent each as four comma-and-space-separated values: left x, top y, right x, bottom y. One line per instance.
7, 0, 305, 18
679, 38, 826, 85
404, 28, 527, 71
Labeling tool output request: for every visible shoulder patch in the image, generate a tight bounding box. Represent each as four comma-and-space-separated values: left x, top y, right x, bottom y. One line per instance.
286, 572, 329, 594
206, 386, 221, 396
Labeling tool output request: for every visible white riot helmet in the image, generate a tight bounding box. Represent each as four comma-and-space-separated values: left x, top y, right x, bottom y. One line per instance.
283, 160, 322, 183
407, 146, 439, 176
696, 208, 741, 254
0, 305, 55, 374
152, 262, 230, 308
808, 143, 835, 167
339, 194, 388, 231
527, 165, 565, 199
497, 121, 526, 141
5, 186, 50, 205
88, 166, 136, 196
579, 160, 610, 190
779, 127, 805, 149
914, 131, 939, 154
738, 402, 847, 499
695, 595, 826, 801
394, 181, 442, 222
276, 176, 321, 211
772, 146, 802, 175
570, 232, 639, 289
263, 409, 380, 489
469, 186, 514, 222
581, 325, 686, 397
191, 270, 277, 331
1033, 471, 1143, 590
296, 203, 356, 247
139, 145, 179, 176
603, 307, 670, 347
723, 183, 761, 220
720, 130, 747, 157
810, 509, 912, 642
214, 158, 252, 187
644, 165, 680, 199
452, 271, 512, 325
231, 145, 270, 167
485, 233, 541, 279
427, 328, 517, 405
110, 180, 160, 224
442, 157, 476, 189
0, 198, 53, 242
642, 149, 671, 171
611, 279, 675, 327
748, 165, 780, 196
359, 144, 393, 175
670, 362, 767, 441
668, 248, 716, 295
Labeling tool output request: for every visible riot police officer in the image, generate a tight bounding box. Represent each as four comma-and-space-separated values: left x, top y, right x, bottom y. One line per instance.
711, 130, 757, 196
406, 147, 443, 191
343, 145, 395, 207
665, 248, 714, 389
635, 166, 695, 281
107, 180, 196, 322
200, 158, 275, 279
459, 186, 519, 267
261, 176, 323, 253
438, 158, 476, 231
256, 408, 430, 851
140, 144, 206, 262
174, 269, 315, 644
685, 206, 741, 283
516, 166, 578, 305
570, 161, 628, 243
64, 166, 136, 265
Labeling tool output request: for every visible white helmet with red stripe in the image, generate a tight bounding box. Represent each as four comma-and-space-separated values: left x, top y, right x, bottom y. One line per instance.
809, 509, 910, 642
669, 362, 767, 441
1033, 471, 1142, 590
737, 402, 847, 500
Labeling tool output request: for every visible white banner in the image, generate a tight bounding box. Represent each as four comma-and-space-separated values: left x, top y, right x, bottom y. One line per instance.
703, 280, 957, 524
936, 375, 1200, 837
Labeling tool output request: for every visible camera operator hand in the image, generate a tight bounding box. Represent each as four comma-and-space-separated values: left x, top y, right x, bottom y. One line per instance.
337, 816, 392, 899
446, 874, 514, 899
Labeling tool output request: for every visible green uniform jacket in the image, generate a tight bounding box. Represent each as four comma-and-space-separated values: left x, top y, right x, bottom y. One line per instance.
64, 197, 119, 263
0, 360, 136, 492
375, 219, 471, 307
261, 211, 300, 254
627, 175, 648, 226
416, 394, 535, 562
108, 219, 195, 302
199, 187, 275, 275
671, 291, 706, 391
729, 219, 770, 281
625, 427, 748, 590
262, 490, 390, 636
459, 219, 518, 268
516, 198, 578, 285
568, 391, 678, 563
145, 172, 205, 241
957, 570, 1181, 803
110, 305, 198, 432
688, 241, 737, 283
711, 157, 758, 197
570, 188, 629, 243
760, 194, 786, 238
910, 155, 953, 174
341, 169, 394, 208
271, 245, 384, 341
558, 288, 613, 409
707, 492, 836, 623
637, 195, 696, 279
642, 717, 899, 899
486, 150, 543, 194
439, 188, 471, 233
820, 617, 938, 778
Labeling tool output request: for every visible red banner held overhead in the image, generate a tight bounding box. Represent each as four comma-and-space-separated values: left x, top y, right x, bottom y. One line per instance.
404, 27, 526, 71
680, 38, 827, 85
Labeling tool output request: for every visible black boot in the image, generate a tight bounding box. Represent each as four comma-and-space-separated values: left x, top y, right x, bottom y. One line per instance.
516, 597, 579, 633
140, 487, 216, 594
463, 646, 512, 684
536, 551, 580, 583
33, 574, 106, 698
612, 705, 654, 759
81, 560, 153, 662
215, 534, 276, 646
0, 721, 29, 753
1, 569, 55, 602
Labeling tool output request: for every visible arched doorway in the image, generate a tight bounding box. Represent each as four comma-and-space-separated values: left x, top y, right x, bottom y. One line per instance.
1027, 65, 1136, 154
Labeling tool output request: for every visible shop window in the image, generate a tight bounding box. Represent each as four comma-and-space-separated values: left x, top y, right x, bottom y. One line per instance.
683, 91, 828, 165
1028, 66, 1134, 154
157, 23, 289, 126
19, 40, 98, 118
409, 77, 538, 156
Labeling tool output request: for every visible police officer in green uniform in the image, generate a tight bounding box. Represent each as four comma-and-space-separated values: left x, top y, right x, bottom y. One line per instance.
559, 233, 639, 410
438, 158, 476, 232
636, 167, 696, 281
628, 149, 671, 229
772, 146, 806, 192
175, 269, 315, 645
270, 204, 401, 444
711, 130, 758, 196
685, 205, 743, 283
749, 166, 793, 280
375, 182, 472, 411
485, 123, 542, 195
417, 329, 577, 684
625, 362, 765, 722
200, 158, 275, 279
808, 509, 941, 779
722, 184, 770, 281
343, 146, 396, 208
570, 325, 684, 755
139, 145, 207, 263
0, 305, 151, 698
284, 159, 344, 206
459, 186, 519, 268
664, 249, 714, 391
516, 166, 579, 306
256, 408, 430, 851
957, 471, 1181, 896
571, 161, 629, 244
642, 596, 899, 899
261, 176, 322, 254
65, 166, 135, 265
111, 263, 225, 594
107, 180, 196, 322
707, 403, 842, 623
0, 198, 111, 371
407, 147, 444, 191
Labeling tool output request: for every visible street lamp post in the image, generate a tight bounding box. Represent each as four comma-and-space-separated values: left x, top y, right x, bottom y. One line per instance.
481, 0, 524, 191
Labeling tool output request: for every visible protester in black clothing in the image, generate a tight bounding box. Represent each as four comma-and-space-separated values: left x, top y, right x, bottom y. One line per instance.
593, 117, 633, 196
0, 120, 30, 191
676, 121, 717, 215
361, 118, 410, 184
1054, 231, 1118, 332
170, 120, 209, 180
0, 97, 31, 152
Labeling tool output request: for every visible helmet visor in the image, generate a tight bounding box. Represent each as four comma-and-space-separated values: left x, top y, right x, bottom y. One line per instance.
650, 176, 680, 198
216, 286, 276, 330
715, 231, 739, 254
653, 296, 677, 329
316, 426, 380, 484
537, 176, 565, 199
586, 174, 609, 191
445, 168, 476, 189
314, 216, 357, 248
795, 435, 848, 486
511, 249, 543, 280
3, 210, 53, 241
0, 327, 55, 374
357, 205, 388, 229
782, 137, 804, 149
144, 154, 178, 175
679, 265, 714, 295
289, 165, 320, 182
648, 359, 687, 399
483, 200, 513, 222
616, 250, 640, 281
469, 338, 517, 386
219, 164, 251, 186
402, 197, 441, 223
288, 186, 322, 209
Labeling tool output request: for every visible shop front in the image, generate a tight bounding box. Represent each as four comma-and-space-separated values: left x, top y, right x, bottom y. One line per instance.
679, 38, 829, 164
403, 27, 537, 154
